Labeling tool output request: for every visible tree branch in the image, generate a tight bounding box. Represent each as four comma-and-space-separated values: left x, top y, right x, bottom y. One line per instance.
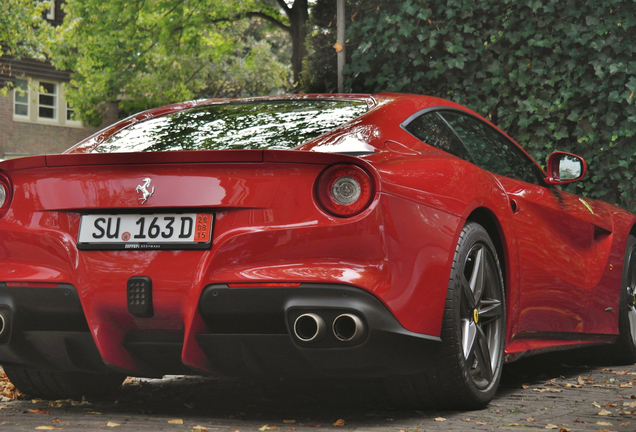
276, 0, 291, 15
211, 11, 290, 34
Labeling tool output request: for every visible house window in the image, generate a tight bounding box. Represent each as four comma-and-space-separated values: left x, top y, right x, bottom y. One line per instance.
46, 2, 55, 20
13, 79, 29, 117
66, 103, 76, 122
39, 1, 55, 21
12, 77, 82, 128
38, 82, 57, 120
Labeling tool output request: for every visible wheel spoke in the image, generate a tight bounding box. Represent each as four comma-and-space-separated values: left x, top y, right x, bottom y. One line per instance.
473, 325, 493, 382
628, 304, 636, 345
479, 299, 502, 323
460, 274, 476, 311
462, 318, 477, 358
468, 247, 485, 303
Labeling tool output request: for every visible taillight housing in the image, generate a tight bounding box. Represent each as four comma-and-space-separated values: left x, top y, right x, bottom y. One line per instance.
0, 173, 11, 218
316, 165, 374, 217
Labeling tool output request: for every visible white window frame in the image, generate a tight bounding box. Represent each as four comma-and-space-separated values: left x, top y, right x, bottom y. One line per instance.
12, 77, 83, 128
37, 81, 58, 122
39, 1, 55, 21
13, 79, 30, 118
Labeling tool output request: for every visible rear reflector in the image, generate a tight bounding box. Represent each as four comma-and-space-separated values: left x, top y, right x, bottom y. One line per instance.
227, 283, 302, 288
5, 282, 60, 288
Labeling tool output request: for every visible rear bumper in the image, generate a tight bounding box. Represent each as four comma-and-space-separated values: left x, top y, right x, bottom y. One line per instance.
0, 283, 441, 378
196, 284, 440, 378
0, 284, 109, 372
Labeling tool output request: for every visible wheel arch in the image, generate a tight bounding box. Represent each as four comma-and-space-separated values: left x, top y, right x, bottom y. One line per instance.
465, 207, 508, 292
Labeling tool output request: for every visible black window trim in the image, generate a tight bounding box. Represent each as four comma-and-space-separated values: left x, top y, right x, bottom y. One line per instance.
401, 106, 547, 185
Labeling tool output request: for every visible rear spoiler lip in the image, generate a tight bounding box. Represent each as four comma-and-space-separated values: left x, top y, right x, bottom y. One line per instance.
0, 149, 374, 171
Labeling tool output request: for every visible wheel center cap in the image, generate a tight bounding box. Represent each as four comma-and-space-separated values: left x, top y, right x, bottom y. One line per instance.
473, 308, 479, 324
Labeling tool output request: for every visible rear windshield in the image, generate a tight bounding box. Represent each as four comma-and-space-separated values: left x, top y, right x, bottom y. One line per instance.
90, 100, 368, 153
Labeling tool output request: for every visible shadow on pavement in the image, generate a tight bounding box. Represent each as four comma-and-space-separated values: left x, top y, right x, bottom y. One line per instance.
94, 350, 610, 421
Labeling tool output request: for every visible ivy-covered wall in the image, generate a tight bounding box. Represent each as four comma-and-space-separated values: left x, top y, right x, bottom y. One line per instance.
305, 0, 636, 213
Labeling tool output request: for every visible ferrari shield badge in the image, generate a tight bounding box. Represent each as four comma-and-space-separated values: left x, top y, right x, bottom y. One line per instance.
135, 177, 155, 204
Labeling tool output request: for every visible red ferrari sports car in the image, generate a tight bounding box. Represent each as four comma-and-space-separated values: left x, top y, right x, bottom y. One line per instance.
0, 93, 634, 409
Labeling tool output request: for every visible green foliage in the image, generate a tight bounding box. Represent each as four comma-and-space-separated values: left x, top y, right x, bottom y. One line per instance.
49, 0, 292, 126
307, 0, 636, 213
0, 0, 51, 95
0, 0, 49, 59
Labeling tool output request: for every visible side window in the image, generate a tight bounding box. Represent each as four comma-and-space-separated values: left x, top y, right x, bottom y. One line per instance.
440, 111, 542, 184
404, 112, 473, 162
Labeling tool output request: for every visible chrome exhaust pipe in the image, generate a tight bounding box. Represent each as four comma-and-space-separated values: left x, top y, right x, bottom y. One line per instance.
293, 313, 326, 342
333, 314, 364, 342
0, 311, 6, 337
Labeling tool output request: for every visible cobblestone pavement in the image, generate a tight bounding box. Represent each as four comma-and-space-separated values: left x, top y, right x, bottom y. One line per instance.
0, 353, 635, 431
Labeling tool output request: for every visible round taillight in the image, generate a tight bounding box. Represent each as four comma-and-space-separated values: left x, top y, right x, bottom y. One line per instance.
316, 165, 374, 217
0, 174, 11, 217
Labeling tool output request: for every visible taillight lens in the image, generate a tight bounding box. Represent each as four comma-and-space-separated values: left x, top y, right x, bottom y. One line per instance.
316, 165, 374, 217
0, 174, 11, 218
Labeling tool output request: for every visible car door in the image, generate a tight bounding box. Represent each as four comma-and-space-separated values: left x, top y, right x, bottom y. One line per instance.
438, 111, 594, 335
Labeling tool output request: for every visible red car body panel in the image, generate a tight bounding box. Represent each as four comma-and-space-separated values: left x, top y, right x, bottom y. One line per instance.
0, 93, 634, 377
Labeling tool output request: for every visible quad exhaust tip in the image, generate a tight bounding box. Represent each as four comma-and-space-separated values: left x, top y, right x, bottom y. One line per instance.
0, 310, 7, 337
293, 313, 326, 342
333, 313, 364, 342
293, 312, 366, 343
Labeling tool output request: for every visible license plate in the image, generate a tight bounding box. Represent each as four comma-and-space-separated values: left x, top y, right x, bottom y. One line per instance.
78, 213, 213, 250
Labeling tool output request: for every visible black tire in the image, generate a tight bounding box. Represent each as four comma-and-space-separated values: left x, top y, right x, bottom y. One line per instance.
387, 221, 506, 409
608, 234, 636, 364
3, 366, 125, 400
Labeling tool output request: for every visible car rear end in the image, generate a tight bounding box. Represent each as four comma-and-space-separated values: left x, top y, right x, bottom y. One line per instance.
0, 96, 451, 383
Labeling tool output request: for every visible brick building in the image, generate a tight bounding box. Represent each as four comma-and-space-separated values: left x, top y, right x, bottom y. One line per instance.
0, 0, 118, 159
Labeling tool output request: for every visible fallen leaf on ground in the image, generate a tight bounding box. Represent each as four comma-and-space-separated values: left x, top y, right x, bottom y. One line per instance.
526, 417, 535, 422
475, 421, 492, 425
557, 428, 571, 432
596, 421, 613, 426
35, 427, 57, 431
598, 409, 612, 416
283, 420, 295, 424
508, 423, 524, 426
192, 427, 209, 432
593, 402, 602, 408
521, 384, 529, 389
545, 424, 559, 429
433, 417, 446, 422
28, 409, 50, 415
258, 426, 278, 431
460, 418, 471, 422
619, 421, 631, 425
107, 422, 120, 427
332, 419, 345, 427
168, 419, 184, 424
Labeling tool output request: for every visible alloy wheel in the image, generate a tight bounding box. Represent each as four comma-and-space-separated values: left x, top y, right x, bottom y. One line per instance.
460, 243, 504, 390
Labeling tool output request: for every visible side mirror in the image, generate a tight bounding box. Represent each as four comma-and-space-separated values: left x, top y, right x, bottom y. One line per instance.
544, 151, 587, 185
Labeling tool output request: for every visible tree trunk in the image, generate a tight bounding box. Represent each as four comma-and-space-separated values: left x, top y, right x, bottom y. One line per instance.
285, 0, 308, 87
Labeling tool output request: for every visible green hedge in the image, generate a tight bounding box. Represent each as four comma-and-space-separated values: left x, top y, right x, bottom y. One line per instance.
306, 0, 636, 213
